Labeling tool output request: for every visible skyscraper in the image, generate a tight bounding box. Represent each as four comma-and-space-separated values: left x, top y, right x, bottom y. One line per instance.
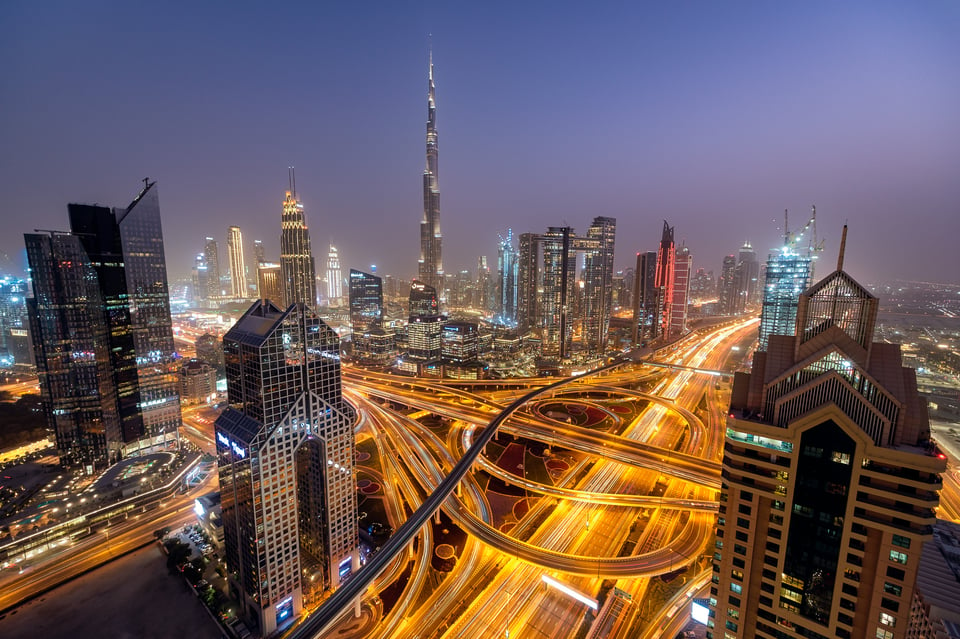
496, 229, 518, 325
27, 231, 126, 470
581, 216, 617, 352
409, 280, 439, 318
326, 245, 342, 304
737, 241, 760, 308
192, 253, 209, 307
668, 244, 691, 338
204, 236, 221, 301
253, 239, 266, 267
227, 226, 246, 299
476, 255, 490, 312
215, 301, 357, 634
718, 254, 739, 315
515, 221, 616, 357
112, 182, 182, 450
654, 221, 676, 339
280, 172, 317, 309
540, 226, 576, 358
0, 276, 31, 365
632, 251, 659, 344
758, 247, 812, 350
711, 232, 944, 639
257, 262, 283, 304
517, 232, 538, 334
348, 269, 383, 333
418, 51, 443, 298
26, 181, 180, 469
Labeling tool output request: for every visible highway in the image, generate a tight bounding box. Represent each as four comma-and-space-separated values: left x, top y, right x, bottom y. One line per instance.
286, 354, 633, 639
0, 474, 213, 614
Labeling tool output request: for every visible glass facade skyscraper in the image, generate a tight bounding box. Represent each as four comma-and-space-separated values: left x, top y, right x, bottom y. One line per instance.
581, 216, 617, 352
496, 229, 518, 325
215, 301, 357, 635
348, 269, 383, 333
114, 182, 182, 451
418, 52, 444, 298
25, 180, 180, 469
758, 248, 812, 350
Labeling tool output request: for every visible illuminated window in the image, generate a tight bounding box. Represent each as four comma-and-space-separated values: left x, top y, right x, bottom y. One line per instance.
889, 550, 908, 564
875, 629, 893, 639
730, 583, 742, 594
879, 612, 896, 627
831, 451, 851, 465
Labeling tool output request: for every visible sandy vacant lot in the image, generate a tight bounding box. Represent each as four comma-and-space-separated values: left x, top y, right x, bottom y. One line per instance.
0, 545, 223, 639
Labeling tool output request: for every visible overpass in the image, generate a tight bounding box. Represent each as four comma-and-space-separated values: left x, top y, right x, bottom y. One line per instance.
286, 357, 630, 639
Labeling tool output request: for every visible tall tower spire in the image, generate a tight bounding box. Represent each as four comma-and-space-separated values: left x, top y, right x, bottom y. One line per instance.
419, 45, 443, 301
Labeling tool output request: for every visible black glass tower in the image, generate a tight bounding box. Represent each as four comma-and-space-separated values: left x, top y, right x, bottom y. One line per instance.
348, 269, 383, 333
26, 181, 180, 469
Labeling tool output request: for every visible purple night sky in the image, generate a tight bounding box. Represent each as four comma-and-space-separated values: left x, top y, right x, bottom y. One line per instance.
1, 2, 958, 285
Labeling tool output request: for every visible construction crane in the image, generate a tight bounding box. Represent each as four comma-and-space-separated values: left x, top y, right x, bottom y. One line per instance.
782, 205, 825, 259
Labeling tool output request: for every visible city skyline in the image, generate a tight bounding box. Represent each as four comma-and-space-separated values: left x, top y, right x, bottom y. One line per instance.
2, 3, 959, 286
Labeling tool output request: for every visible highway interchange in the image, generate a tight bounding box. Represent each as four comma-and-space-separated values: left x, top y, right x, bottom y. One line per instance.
4, 316, 959, 639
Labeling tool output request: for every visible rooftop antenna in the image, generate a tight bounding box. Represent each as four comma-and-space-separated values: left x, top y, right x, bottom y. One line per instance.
287, 166, 296, 197
784, 209, 789, 246
837, 223, 848, 272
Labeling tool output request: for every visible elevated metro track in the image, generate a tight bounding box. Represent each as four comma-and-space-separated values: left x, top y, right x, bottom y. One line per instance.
287, 358, 632, 639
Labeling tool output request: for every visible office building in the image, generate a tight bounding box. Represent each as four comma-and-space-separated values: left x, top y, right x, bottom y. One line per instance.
758, 247, 813, 350
477, 256, 491, 312
418, 51, 444, 297
195, 332, 225, 374
192, 253, 209, 307
180, 358, 218, 404
409, 280, 439, 318
204, 236, 221, 301
253, 239, 266, 267
26, 181, 180, 469
497, 229, 519, 325
737, 241, 760, 308
632, 251, 660, 345
227, 226, 246, 299
669, 244, 691, 338
0, 276, 31, 365
654, 220, 677, 339
325, 245, 342, 304
257, 262, 283, 305
26, 231, 125, 470
581, 216, 617, 352
516, 219, 616, 358
711, 233, 945, 639
215, 301, 357, 635
690, 267, 716, 303
280, 170, 317, 308
110, 182, 182, 451
718, 254, 739, 315
441, 321, 479, 364
407, 314, 444, 363
348, 269, 383, 333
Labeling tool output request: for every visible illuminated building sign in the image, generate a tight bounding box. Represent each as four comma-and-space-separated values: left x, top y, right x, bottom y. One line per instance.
216, 432, 247, 459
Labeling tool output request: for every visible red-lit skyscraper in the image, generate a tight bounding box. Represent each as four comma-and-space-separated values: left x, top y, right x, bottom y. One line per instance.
654, 221, 676, 338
